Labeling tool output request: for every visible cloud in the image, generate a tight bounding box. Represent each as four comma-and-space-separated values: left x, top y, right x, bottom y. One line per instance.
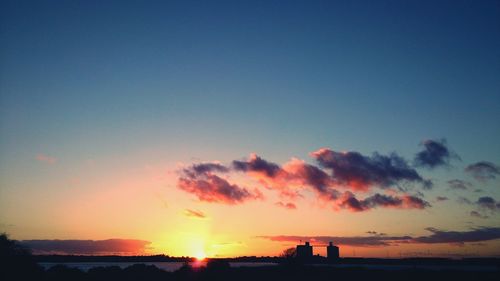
311, 148, 430, 190
178, 173, 262, 204
462, 197, 500, 219
465, 161, 500, 181
275, 201, 297, 210
412, 227, 500, 244
184, 209, 207, 219
177, 142, 448, 213
282, 158, 338, 199
231, 154, 431, 212
260, 227, 500, 247
414, 139, 458, 169
257, 235, 411, 247
366, 231, 386, 236
20, 239, 151, 255
178, 149, 433, 212
182, 163, 229, 178
470, 211, 489, 219
178, 163, 262, 204
36, 153, 56, 164
457, 196, 472, 205
337, 192, 430, 212
476, 196, 500, 211
447, 179, 472, 190
232, 154, 302, 198
366, 230, 387, 236
233, 154, 282, 177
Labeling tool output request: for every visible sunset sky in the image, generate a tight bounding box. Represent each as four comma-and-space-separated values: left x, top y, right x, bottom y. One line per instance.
1, 0, 500, 258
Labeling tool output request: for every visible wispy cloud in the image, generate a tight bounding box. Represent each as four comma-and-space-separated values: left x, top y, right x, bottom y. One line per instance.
470, 211, 489, 219
337, 192, 430, 212
184, 209, 207, 219
465, 161, 500, 182
436, 196, 448, 202
36, 153, 56, 164
257, 234, 411, 247
447, 179, 472, 190
20, 239, 151, 255
412, 227, 500, 245
275, 201, 297, 210
260, 227, 500, 247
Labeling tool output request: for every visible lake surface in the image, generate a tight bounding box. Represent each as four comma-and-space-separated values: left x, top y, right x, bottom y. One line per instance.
39, 262, 499, 272
39, 261, 276, 272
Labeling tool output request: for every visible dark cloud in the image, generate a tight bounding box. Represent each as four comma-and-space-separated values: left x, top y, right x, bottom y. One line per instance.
457, 197, 472, 205
178, 173, 262, 204
447, 179, 472, 190
476, 196, 500, 211
178, 162, 262, 204
463, 197, 500, 219
184, 209, 206, 219
233, 154, 282, 177
311, 148, 430, 190
470, 211, 489, 219
403, 195, 431, 209
366, 231, 386, 236
283, 159, 339, 200
436, 196, 448, 201
257, 235, 411, 247
178, 146, 434, 213
338, 192, 430, 212
231, 155, 340, 200
275, 202, 297, 210
20, 239, 151, 255
414, 139, 458, 169
261, 227, 500, 247
182, 163, 229, 179
465, 161, 500, 181
412, 227, 500, 244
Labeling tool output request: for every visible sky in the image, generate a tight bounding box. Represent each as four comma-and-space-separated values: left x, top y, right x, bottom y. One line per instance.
1, 0, 500, 258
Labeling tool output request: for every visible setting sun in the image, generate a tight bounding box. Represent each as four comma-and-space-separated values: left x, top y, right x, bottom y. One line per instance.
195, 251, 207, 261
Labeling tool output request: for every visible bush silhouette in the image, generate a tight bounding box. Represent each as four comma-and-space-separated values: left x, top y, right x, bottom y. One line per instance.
0, 233, 43, 280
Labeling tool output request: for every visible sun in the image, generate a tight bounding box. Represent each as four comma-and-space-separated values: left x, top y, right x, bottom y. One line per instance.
195, 251, 207, 261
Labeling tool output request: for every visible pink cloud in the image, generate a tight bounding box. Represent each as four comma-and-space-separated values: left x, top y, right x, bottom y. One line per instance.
178, 164, 263, 204
36, 153, 57, 164
275, 201, 297, 210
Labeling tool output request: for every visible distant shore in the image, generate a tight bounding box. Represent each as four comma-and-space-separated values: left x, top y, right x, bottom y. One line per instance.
33, 254, 500, 266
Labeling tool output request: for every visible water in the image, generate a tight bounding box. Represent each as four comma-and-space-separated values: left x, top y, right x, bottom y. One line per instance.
317, 263, 499, 272
38, 261, 498, 272
39, 261, 277, 272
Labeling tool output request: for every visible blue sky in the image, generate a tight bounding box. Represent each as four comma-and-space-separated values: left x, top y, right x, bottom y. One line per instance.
2, 0, 499, 162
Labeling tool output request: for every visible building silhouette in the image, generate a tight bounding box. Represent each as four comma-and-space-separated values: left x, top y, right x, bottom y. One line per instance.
295, 241, 340, 261
327, 242, 339, 259
295, 242, 313, 259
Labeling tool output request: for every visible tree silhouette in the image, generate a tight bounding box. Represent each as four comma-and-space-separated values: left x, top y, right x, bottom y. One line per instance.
0, 233, 42, 280
280, 247, 297, 259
